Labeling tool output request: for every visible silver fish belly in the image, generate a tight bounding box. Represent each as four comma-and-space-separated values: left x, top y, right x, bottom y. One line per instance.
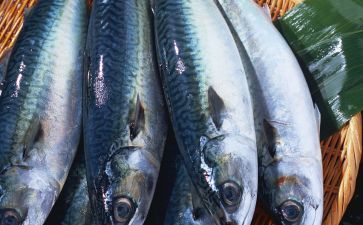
0, 0, 87, 224
154, 0, 258, 224
84, 0, 167, 224
217, 0, 324, 224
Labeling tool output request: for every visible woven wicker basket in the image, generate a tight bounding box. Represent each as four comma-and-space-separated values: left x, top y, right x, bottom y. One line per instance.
0, 1, 361, 225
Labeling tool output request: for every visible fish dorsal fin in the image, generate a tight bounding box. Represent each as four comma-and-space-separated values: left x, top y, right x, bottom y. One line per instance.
129, 94, 145, 141
22, 117, 43, 160
208, 87, 226, 130
314, 104, 321, 134
263, 119, 280, 157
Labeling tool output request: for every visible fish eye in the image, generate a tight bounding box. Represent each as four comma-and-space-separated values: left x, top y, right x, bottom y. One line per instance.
0, 209, 21, 225
219, 181, 242, 207
279, 200, 303, 222
113, 197, 135, 223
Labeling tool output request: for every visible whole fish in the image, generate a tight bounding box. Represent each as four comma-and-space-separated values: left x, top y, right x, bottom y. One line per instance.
154, 0, 257, 224
216, 0, 324, 224
44, 146, 92, 225
84, 0, 167, 225
0, 0, 87, 224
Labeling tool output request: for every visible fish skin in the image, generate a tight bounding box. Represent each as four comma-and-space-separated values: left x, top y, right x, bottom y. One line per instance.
157, 134, 215, 225
164, 155, 218, 225
154, 0, 257, 224
152, 134, 221, 225
44, 145, 92, 225
59, 174, 91, 225
0, 0, 87, 224
216, 0, 324, 224
83, 0, 167, 224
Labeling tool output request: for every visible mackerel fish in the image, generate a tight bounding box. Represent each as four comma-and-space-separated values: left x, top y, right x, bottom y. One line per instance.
84, 0, 167, 224
0, 0, 87, 224
154, 0, 258, 224
216, 0, 324, 224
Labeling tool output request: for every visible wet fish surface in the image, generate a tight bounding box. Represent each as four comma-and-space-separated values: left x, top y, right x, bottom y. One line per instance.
84, 0, 167, 224
164, 155, 218, 225
154, 0, 257, 224
0, 0, 87, 224
44, 145, 92, 225
216, 0, 324, 224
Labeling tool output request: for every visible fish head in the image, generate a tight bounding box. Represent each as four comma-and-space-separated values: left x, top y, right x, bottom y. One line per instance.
0, 165, 60, 225
202, 134, 258, 225
261, 158, 323, 225
96, 146, 159, 225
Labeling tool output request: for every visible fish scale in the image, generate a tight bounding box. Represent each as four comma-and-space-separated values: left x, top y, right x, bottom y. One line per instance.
0, 0, 87, 224
154, 0, 258, 224
84, 0, 167, 224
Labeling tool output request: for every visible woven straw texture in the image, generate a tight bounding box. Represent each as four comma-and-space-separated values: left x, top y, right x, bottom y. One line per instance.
0, 1, 362, 225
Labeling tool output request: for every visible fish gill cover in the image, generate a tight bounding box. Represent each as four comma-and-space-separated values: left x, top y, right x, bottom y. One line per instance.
275, 0, 363, 139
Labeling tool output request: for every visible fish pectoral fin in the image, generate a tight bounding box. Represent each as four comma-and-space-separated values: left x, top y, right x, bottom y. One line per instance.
22, 117, 43, 160
208, 87, 226, 130
129, 94, 145, 141
263, 119, 280, 158
314, 104, 321, 134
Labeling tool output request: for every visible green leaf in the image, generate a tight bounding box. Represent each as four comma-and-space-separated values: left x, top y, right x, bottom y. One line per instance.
275, 0, 363, 139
